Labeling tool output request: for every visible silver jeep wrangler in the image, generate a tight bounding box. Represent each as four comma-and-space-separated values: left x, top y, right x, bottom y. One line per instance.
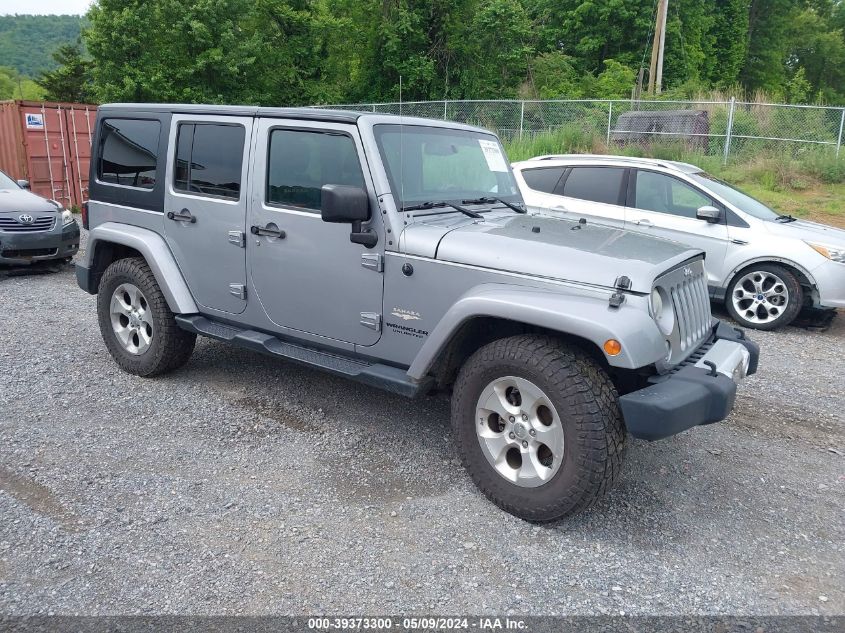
77, 105, 759, 521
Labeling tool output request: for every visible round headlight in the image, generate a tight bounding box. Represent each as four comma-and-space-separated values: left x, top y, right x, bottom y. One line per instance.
650, 289, 662, 316
651, 286, 674, 336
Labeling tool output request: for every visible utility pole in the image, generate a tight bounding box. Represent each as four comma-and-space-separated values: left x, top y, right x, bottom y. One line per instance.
647, 0, 668, 95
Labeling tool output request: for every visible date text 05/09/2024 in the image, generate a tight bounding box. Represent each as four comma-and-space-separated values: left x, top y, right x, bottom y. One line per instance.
307, 617, 528, 631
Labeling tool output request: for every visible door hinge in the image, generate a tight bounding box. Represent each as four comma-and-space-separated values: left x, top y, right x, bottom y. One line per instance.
361, 253, 384, 272
360, 312, 382, 332
228, 231, 246, 248
229, 283, 247, 300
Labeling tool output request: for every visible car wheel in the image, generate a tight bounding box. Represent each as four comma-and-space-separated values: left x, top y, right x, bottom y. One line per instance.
725, 264, 802, 330
97, 257, 196, 376
451, 334, 625, 522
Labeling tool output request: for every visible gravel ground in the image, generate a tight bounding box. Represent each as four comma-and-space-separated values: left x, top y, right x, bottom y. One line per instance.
0, 229, 843, 616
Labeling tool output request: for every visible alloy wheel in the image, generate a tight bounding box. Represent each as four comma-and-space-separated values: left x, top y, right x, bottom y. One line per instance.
475, 376, 564, 488
109, 283, 154, 355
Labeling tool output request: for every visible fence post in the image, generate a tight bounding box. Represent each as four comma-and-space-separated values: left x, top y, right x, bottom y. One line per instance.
837, 108, 845, 159
519, 101, 525, 139
723, 97, 736, 164
606, 101, 613, 146
444, 100, 448, 119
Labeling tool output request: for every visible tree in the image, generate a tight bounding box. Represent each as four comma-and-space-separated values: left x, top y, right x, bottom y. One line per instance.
0, 66, 45, 100
37, 40, 93, 102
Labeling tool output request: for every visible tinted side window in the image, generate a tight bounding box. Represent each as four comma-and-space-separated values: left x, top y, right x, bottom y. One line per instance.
174, 123, 245, 200
267, 129, 364, 212
562, 167, 625, 205
634, 171, 713, 219
521, 167, 565, 194
98, 119, 161, 189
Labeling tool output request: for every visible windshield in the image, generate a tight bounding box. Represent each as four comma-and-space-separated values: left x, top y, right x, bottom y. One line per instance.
0, 170, 18, 190
690, 172, 780, 220
373, 124, 521, 210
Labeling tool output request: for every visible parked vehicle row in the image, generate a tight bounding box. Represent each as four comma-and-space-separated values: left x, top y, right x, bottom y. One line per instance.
74, 104, 759, 522
513, 155, 845, 330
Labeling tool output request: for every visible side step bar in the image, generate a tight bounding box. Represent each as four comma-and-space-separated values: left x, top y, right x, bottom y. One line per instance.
175, 315, 432, 399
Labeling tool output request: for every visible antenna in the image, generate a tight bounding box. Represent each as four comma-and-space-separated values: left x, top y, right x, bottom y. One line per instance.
399, 75, 404, 212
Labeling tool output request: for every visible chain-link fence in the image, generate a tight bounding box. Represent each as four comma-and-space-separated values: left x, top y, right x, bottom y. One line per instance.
315, 99, 845, 162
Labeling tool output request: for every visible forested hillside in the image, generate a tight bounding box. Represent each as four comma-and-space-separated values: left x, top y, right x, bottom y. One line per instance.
0, 15, 86, 76
2, 2, 845, 106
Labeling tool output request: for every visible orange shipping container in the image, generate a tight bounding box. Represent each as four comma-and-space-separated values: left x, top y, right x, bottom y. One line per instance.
0, 100, 97, 209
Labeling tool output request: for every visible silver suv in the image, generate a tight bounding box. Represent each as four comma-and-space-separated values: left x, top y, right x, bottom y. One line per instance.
77, 105, 758, 521
513, 154, 845, 330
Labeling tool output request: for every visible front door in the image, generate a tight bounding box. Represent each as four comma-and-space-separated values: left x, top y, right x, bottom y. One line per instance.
248, 118, 384, 346
164, 115, 253, 314
625, 169, 730, 288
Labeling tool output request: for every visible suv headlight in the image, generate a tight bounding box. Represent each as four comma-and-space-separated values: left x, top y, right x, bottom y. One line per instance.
650, 286, 674, 335
806, 241, 845, 264
61, 209, 74, 226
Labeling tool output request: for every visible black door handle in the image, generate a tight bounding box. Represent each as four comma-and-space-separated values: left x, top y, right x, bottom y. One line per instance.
167, 208, 196, 223
250, 224, 286, 239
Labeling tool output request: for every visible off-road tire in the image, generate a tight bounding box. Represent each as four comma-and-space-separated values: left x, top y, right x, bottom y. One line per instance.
725, 263, 802, 331
451, 334, 626, 522
97, 257, 196, 376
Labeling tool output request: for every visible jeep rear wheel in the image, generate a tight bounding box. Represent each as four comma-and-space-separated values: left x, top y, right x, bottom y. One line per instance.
97, 257, 196, 376
451, 335, 625, 522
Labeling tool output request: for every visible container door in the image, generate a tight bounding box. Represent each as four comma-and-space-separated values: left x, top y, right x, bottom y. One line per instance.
62, 105, 96, 208
19, 104, 74, 207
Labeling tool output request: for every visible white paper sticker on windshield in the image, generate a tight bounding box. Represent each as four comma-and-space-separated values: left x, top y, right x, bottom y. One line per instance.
478, 139, 508, 172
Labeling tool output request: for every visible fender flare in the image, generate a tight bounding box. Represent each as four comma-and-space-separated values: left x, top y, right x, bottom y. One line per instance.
86, 222, 198, 314
406, 283, 666, 380
722, 256, 819, 291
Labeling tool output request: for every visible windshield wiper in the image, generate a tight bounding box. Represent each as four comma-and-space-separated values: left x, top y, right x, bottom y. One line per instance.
462, 196, 526, 214
776, 214, 798, 223
401, 201, 483, 219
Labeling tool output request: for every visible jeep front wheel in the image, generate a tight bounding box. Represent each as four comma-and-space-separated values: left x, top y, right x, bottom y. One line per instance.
97, 257, 196, 376
451, 335, 625, 522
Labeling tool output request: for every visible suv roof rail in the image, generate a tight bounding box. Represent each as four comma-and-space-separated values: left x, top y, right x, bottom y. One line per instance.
528, 154, 701, 174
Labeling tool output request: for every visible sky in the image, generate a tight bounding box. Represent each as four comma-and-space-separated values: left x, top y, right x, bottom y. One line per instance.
0, 0, 91, 15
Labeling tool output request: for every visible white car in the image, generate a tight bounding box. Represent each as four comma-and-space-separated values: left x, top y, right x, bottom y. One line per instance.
513, 154, 845, 330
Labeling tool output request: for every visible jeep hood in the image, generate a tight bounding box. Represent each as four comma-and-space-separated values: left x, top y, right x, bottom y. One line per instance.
400, 213, 701, 292
0, 188, 60, 214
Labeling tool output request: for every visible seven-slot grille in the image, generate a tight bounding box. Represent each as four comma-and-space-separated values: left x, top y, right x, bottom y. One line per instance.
0, 215, 56, 232
670, 267, 712, 353
654, 258, 713, 366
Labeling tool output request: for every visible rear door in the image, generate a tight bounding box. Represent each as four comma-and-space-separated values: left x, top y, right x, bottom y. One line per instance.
552, 165, 627, 229
163, 115, 253, 314
625, 169, 730, 287
517, 165, 566, 213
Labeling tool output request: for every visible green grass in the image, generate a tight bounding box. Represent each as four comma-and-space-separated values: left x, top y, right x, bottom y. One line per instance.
503, 131, 845, 228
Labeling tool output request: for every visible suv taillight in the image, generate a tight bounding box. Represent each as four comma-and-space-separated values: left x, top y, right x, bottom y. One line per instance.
81, 201, 89, 230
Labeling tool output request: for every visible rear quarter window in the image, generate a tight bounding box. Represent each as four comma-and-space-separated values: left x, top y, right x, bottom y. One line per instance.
97, 119, 161, 189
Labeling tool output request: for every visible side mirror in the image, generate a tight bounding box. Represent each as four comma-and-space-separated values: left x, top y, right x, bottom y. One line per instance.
321, 184, 378, 248
696, 205, 722, 223
16, 179, 30, 190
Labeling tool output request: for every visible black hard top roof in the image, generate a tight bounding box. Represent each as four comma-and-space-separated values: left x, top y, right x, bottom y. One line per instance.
98, 103, 366, 123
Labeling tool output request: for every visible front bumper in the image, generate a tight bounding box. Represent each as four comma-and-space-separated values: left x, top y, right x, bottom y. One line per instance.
812, 259, 845, 308
0, 220, 80, 265
619, 322, 759, 441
